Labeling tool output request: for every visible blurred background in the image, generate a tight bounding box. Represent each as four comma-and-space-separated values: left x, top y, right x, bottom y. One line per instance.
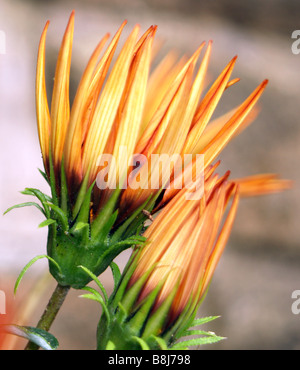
0, 0, 299, 350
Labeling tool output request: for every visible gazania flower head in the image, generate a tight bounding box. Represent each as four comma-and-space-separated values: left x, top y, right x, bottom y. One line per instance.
6, 11, 291, 290
96, 169, 239, 349
96, 163, 291, 350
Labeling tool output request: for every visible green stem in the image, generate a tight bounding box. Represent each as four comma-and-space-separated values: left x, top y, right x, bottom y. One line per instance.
25, 283, 70, 350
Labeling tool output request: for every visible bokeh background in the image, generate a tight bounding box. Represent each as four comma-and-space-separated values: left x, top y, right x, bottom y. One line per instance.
0, 0, 299, 350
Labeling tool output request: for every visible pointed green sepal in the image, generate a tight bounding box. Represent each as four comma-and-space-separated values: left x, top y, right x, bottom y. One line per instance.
14, 254, 62, 295
3, 202, 46, 217
38, 219, 56, 228
46, 202, 69, 231
90, 188, 121, 241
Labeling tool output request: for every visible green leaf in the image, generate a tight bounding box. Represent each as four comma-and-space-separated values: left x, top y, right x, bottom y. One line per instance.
1, 324, 59, 350
3, 202, 46, 217
14, 255, 61, 295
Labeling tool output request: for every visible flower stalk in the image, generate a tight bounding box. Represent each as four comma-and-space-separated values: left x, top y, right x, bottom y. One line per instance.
24, 284, 70, 350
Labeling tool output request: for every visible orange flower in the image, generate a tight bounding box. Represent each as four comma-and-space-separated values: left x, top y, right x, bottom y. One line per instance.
35, 11, 290, 220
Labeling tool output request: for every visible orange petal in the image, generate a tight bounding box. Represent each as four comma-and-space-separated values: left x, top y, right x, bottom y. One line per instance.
202, 79, 268, 168
82, 24, 140, 184
135, 42, 205, 155
63, 32, 111, 183
230, 174, 293, 197
182, 56, 238, 155
36, 20, 51, 173
100, 27, 157, 204
50, 11, 74, 171
192, 105, 259, 154
200, 185, 240, 296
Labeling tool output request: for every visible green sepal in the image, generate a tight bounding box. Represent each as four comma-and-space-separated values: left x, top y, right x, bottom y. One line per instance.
72, 181, 95, 226
142, 281, 178, 340
93, 235, 144, 282
148, 335, 168, 350
128, 276, 165, 334
132, 336, 150, 350
91, 188, 121, 241
110, 262, 122, 292
38, 168, 49, 184
79, 286, 110, 323
14, 254, 62, 295
109, 195, 152, 245
170, 334, 225, 349
3, 202, 46, 217
120, 264, 155, 315
38, 219, 56, 228
46, 202, 69, 232
48, 147, 58, 206
72, 171, 90, 219
78, 265, 108, 303
190, 315, 220, 328
110, 248, 142, 308
59, 158, 69, 214
105, 341, 116, 350
21, 188, 51, 218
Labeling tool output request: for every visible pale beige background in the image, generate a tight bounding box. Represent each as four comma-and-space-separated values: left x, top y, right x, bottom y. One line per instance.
0, 0, 299, 349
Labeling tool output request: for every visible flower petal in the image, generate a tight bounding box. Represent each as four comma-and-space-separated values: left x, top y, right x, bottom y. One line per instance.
36, 20, 51, 172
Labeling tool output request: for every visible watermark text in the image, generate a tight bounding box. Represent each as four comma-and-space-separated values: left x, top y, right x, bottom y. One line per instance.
291, 30, 300, 55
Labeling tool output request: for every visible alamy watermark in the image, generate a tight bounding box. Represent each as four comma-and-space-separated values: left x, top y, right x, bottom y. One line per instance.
0, 30, 6, 55
291, 30, 300, 55
291, 290, 300, 314
95, 147, 205, 200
